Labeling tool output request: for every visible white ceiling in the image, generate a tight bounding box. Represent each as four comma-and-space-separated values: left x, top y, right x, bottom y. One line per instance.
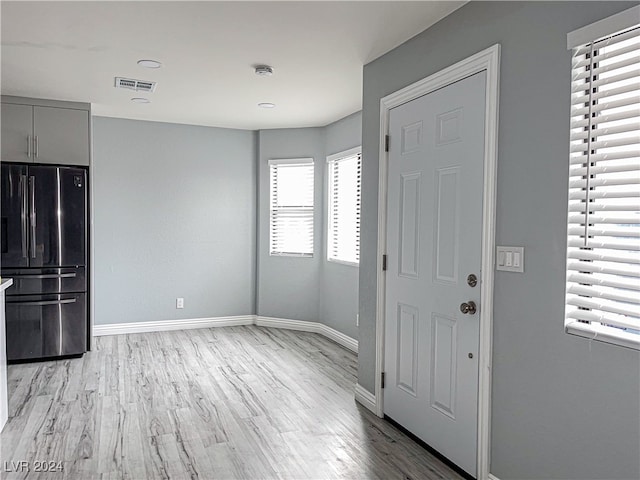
1, 1, 465, 130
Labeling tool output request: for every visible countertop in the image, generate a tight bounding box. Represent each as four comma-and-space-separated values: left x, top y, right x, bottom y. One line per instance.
0, 278, 13, 292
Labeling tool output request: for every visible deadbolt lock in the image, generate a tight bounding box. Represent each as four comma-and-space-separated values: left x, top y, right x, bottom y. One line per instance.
460, 301, 477, 315
467, 274, 478, 288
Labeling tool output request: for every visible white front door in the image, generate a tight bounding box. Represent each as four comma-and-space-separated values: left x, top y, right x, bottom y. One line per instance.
383, 71, 486, 477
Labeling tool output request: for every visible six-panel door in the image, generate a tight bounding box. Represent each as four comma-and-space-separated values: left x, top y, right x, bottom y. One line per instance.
384, 71, 487, 478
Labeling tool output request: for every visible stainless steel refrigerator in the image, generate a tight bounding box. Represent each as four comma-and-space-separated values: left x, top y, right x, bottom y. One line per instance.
1, 163, 88, 362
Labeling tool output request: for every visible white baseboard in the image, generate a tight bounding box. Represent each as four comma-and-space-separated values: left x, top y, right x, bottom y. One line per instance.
255, 315, 315, 331
487, 474, 501, 480
94, 315, 358, 353
317, 323, 358, 353
354, 383, 377, 414
255, 316, 358, 353
93, 315, 254, 336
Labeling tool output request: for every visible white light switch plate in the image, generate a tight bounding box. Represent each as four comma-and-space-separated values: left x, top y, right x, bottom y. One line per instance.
496, 246, 524, 272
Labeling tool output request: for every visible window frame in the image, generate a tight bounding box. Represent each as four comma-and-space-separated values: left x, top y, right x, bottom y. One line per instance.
565, 8, 640, 351
268, 157, 315, 258
326, 146, 362, 267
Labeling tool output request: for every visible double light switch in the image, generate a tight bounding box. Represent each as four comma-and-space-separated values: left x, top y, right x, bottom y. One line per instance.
496, 246, 524, 272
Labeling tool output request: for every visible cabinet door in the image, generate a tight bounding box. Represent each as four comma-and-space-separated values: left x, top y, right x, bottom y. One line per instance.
33, 106, 89, 166
1, 103, 33, 162
0, 291, 8, 429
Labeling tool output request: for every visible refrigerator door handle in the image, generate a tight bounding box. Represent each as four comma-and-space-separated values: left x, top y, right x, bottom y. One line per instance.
20, 174, 28, 258
11, 273, 77, 279
9, 298, 77, 307
29, 175, 36, 258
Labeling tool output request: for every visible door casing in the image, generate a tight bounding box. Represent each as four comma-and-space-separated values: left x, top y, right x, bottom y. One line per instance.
373, 45, 500, 480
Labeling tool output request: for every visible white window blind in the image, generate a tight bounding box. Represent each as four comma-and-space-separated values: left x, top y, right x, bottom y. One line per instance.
566, 22, 640, 349
327, 148, 362, 265
269, 158, 314, 256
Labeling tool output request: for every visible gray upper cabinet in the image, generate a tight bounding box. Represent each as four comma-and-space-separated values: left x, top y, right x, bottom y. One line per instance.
1, 103, 33, 163
1, 98, 90, 166
32, 106, 89, 165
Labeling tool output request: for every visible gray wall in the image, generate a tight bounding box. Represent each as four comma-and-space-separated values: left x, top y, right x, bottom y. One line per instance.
93, 114, 361, 339
257, 114, 362, 340
358, 2, 639, 479
92, 117, 256, 324
321, 112, 362, 339
256, 127, 325, 322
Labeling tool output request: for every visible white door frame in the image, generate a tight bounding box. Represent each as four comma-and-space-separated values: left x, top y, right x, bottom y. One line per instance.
374, 44, 500, 480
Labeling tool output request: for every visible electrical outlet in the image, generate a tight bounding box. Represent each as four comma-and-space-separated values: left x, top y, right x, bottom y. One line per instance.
176, 297, 184, 309
356, 314, 359, 327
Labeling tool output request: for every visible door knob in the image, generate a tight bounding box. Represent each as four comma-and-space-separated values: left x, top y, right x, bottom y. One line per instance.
460, 301, 477, 315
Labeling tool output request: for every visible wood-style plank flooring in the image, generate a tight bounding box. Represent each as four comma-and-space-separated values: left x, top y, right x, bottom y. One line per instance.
0, 326, 464, 479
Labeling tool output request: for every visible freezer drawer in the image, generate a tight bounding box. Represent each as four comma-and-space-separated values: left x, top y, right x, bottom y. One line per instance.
2, 267, 86, 295
5, 293, 86, 361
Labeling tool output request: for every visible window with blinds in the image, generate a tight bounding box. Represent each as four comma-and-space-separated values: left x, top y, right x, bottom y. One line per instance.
269, 158, 314, 257
566, 22, 640, 350
327, 148, 362, 265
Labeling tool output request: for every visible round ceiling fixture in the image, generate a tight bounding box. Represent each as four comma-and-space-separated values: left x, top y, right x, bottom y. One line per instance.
254, 65, 274, 76
131, 97, 150, 104
258, 102, 275, 109
137, 59, 162, 69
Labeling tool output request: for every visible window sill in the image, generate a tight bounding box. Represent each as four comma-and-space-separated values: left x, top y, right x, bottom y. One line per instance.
566, 321, 640, 351
327, 258, 359, 268
270, 252, 314, 258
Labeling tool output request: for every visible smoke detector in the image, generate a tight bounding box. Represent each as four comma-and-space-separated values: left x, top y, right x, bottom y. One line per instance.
254, 65, 274, 76
114, 77, 157, 93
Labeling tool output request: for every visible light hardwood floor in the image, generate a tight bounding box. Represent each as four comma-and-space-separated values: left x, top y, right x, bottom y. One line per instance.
0, 326, 464, 480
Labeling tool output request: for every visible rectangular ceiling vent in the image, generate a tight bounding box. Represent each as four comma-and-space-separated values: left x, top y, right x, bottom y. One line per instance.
114, 77, 156, 93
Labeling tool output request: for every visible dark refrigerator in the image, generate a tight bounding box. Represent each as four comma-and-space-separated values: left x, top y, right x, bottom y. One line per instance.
1, 163, 88, 362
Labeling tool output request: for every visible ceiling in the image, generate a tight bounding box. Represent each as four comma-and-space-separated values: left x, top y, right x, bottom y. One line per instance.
1, 1, 465, 130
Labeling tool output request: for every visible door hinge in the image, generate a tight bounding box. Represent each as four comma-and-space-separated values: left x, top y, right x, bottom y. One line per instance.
382, 254, 387, 271
381, 372, 386, 389
385, 135, 390, 152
